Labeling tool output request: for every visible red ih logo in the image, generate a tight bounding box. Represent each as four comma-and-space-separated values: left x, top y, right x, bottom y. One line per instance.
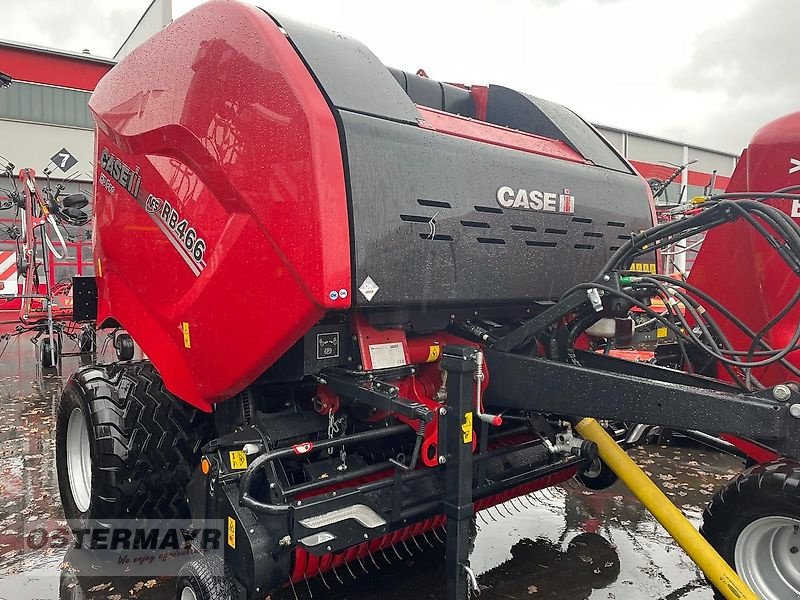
559, 188, 575, 214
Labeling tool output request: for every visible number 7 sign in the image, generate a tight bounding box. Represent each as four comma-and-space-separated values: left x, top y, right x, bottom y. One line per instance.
50, 147, 78, 172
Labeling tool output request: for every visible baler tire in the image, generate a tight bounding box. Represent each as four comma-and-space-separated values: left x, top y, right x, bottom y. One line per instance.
114, 333, 135, 361
56, 362, 212, 531
40, 336, 61, 369
176, 554, 239, 600
576, 457, 618, 491
701, 459, 800, 600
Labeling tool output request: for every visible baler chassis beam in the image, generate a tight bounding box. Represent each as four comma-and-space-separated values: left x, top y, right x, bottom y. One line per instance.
484, 348, 800, 459
235, 424, 577, 538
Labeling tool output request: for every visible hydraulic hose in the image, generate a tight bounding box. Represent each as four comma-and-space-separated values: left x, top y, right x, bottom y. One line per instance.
239, 424, 412, 514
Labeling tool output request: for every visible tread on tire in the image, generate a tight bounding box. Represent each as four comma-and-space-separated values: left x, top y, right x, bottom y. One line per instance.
56, 361, 212, 530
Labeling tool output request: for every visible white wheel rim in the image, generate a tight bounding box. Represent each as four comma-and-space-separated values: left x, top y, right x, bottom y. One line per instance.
181, 586, 198, 600
66, 407, 92, 513
734, 515, 800, 599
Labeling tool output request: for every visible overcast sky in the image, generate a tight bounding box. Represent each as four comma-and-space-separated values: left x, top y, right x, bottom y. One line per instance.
3, 0, 797, 153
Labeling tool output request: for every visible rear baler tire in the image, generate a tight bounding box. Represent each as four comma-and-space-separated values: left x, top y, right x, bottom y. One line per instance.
701, 460, 800, 600
56, 362, 212, 531
176, 554, 239, 600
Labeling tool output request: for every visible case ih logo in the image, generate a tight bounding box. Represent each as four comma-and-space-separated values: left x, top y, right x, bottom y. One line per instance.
496, 186, 575, 214
99, 148, 207, 276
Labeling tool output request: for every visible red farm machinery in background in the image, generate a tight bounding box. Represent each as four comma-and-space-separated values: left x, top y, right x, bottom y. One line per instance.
0, 161, 94, 366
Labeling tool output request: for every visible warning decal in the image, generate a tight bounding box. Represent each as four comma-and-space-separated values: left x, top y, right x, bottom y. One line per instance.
229, 450, 248, 470
227, 516, 236, 549
462, 412, 473, 444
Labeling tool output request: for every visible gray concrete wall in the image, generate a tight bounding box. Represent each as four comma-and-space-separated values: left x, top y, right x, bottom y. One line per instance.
0, 119, 94, 182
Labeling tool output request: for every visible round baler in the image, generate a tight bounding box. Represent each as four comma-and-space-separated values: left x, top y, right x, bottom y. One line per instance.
55, 2, 800, 600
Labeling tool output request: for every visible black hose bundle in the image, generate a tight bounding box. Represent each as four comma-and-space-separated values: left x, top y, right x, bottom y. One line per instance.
562, 189, 800, 390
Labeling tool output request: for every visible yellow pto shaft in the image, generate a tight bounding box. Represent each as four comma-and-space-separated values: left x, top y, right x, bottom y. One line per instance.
574, 417, 758, 600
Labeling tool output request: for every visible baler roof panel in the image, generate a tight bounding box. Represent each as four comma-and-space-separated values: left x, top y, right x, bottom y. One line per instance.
266, 10, 422, 124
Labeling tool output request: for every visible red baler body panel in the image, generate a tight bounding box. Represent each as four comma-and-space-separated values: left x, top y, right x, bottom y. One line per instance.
689, 112, 800, 385
89, 2, 351, 410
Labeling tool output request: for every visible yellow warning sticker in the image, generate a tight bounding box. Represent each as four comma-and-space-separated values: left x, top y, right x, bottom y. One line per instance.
427, 345, 441, 362
227, 516, 236, 549
180, 322, 191, 348
656, 327, 668, 338
462, 412, 473, 444
630, 262, 657, 274
229, 450, 248, 470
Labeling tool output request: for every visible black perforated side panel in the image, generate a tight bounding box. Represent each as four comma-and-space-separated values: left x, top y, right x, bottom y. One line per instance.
341, 112, 653, 309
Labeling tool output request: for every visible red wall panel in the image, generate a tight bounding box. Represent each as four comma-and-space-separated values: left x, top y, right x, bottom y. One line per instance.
0, 45, 112, 91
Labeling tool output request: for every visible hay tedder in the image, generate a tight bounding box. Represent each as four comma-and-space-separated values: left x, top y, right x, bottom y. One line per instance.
0, 161, 94, 367
55, 2, 800, 599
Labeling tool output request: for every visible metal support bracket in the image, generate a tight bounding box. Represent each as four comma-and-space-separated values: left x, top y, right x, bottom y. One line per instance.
322, 369, 434, 423
440, 345, 478, 600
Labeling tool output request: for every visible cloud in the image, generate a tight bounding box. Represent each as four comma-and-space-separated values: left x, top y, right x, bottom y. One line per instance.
2, 0, 788, 156
667, 0, 800, 152
537, 0, 622, 4
1, 1, 148, 57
